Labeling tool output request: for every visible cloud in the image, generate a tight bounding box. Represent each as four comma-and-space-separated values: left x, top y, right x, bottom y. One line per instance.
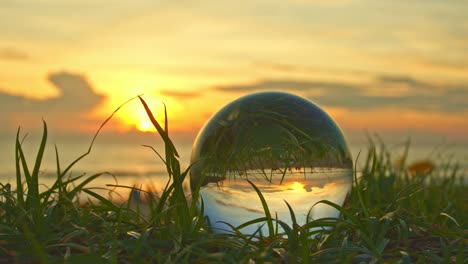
214, 75, 468, 113
46, 72, 104, 111
0, 71, 105, 132
376, 75, 435, 90
0, 47, 31, 61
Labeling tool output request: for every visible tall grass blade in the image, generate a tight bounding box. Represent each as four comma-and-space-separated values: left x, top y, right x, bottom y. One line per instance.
31, 120, 47, 198
138, 96, 179, 158
142, 145, 167, 166
354, 150, 369, 217
13, 122, 48, 234
218, 221, 251, 239
16, 134, 31, 195
81, 189, 117, 209
284, 200, 298, 230
14, 128, 25, 205
66, 172, 110, 201
163, 102, 168, 133
313, 200, 359, 226
234, 217, 270, 232
60, 95, 140, 178
246, 180, 274, 237
54, 145, 64, 198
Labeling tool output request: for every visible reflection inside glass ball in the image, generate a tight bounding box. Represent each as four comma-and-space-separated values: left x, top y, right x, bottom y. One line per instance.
190, 91, 353, 235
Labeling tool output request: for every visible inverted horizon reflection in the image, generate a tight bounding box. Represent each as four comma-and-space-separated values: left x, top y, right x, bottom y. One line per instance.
190, 92, 354, 235
200, 169, 352, 234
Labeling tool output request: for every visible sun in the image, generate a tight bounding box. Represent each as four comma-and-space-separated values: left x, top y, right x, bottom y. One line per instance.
114, 99, 167, 133
109, 95, 187, 133
136, 119, 157, 132
132, 105, 167, 132
288, 181, 305, 192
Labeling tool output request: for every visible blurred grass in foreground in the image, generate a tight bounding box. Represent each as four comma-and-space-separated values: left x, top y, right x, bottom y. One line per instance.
0, 96, 465, 264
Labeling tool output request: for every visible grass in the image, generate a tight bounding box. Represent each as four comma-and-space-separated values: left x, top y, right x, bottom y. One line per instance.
0, 96, 466, 263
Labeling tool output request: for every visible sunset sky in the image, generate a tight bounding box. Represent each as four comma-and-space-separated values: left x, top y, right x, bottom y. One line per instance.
1, 0, 467, 143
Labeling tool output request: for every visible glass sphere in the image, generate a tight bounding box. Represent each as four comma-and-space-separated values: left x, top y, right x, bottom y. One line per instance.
190, 91, 353, 235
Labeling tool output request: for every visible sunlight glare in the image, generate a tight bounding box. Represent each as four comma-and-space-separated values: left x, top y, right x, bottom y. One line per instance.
116, 99, 167, 133
288, 181, 305, 192
137, 119, 157, 132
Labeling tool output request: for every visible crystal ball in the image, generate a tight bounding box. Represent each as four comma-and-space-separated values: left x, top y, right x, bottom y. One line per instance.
190, 91, 353, 235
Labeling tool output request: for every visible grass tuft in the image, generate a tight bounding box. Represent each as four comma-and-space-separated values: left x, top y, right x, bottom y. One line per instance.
0, 97, 465, 263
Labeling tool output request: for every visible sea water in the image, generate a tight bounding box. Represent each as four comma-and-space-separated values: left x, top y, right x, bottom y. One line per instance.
0, 138, 466, 200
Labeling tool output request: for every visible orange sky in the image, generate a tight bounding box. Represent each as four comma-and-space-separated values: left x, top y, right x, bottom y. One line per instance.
0, 1, 467, 143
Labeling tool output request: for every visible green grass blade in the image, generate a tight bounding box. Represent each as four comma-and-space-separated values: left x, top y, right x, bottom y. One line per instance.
30, 120, 47, 197
142, 145, 167, 166
217, 221, 251, 239
313, 200, 359, 225
234, 216, 270, 231
40, 173, 87, 201
275, 219, 294, 241
163, 102, 168, 133
66, 172, 109, 201
138, 96, 179, 158
246, 179, 274, 237
282, 200, 300, 254
81, 189, 117, 209
284, 200, 297, 229
16, 134, 31, 192
27, 121, 48, 234
61, 95, 139, 178
14, 128, 25, 205
354, 150, 369, 217
54, 145, 64, 199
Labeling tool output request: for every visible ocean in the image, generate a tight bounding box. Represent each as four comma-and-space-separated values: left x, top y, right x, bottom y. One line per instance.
0, 131, 466, 200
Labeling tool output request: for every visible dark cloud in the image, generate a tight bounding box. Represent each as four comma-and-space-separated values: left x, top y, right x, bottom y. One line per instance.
376, 75, 436, 90
0, 47, 31, 61
253, 61, 371, 76
0, 71, 105, 131
159, 89, 201, 99
214, 75, 468, 113
46, 72, 104, 111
